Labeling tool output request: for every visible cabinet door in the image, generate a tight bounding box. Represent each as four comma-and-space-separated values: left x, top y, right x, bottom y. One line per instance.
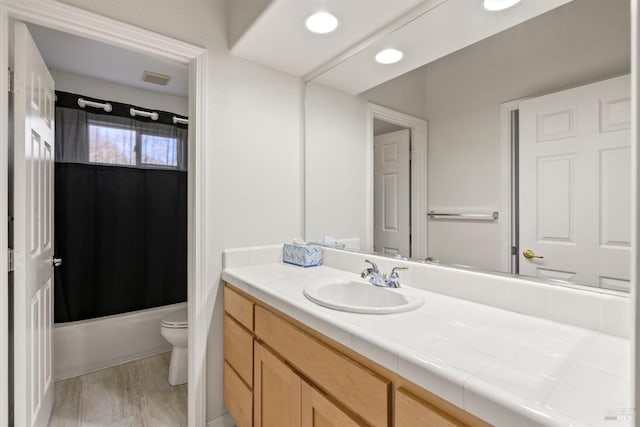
254, 342, 301, 427
255, 306, 389, 427
302, 382, 365, 427
224, 362, 252, 427
395, 388, 465, 427
224, 314, 254, 387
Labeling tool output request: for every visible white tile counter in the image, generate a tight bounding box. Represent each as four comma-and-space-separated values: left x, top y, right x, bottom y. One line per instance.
222, 261, 631, 427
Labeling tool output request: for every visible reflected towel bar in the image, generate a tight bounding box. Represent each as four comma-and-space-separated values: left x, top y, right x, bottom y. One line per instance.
427, 211, 499, 221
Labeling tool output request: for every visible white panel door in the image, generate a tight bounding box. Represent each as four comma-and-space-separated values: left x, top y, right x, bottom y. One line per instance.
519, 75, 630, 291
13, 22, 56, 427
374, 129, 410, 256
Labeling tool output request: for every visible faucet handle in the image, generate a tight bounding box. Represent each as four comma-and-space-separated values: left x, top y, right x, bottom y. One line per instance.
389, 266, 408, 277
364, 259, 379, 272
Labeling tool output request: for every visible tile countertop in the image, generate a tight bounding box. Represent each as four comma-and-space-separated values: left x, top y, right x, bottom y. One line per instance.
222, 263, 632, 427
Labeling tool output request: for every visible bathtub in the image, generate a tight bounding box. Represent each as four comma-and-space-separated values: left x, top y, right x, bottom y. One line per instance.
53, 302, 187, 380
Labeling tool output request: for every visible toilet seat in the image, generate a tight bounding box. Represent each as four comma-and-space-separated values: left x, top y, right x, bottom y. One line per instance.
161, 307, 188, 329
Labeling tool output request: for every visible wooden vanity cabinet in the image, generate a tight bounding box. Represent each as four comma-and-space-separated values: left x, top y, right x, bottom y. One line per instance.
254, 342, 301, 427
254, 306, 389, 427
224, 314, 253, 386
223, 287, 255, 427
395, 388, 465, 427
224, 286, 254, 330
254, 342, 366, 427
301, 382, 365, 427
224, 362, 252, 427
223, 283, 489, 427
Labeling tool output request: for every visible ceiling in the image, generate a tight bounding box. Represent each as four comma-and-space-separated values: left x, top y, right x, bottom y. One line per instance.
313, 0, 573, 94
230, 0, 430, 77
28, 1, 576, 98
28, 24, 189, 97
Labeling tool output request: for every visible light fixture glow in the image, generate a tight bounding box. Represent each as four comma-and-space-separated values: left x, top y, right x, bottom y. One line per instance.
375, 49, 404, 64
483, 0, 522, 11
305, 12, 338, 34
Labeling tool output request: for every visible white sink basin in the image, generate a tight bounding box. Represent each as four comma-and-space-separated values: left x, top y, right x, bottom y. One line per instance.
303, 278, 424, 314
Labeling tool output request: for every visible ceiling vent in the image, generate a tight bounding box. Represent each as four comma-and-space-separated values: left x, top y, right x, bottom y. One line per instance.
142, 70, 172, 86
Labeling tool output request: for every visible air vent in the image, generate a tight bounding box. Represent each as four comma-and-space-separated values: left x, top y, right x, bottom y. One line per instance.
142, 70, 172, 86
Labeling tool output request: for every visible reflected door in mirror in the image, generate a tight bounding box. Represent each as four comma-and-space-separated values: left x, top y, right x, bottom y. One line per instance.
519, 75, 630, 291
374, 129, 410, 256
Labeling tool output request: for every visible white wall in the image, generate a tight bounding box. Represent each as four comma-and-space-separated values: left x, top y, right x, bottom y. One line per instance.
305, 82, 368, 246
51, 70, 189, 116
56, 0, 304, 422
304, 68, 427, 248
362, 66, 427, 119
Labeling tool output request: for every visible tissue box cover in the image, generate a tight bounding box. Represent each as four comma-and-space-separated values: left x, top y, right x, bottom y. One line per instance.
283, 243, 322, 267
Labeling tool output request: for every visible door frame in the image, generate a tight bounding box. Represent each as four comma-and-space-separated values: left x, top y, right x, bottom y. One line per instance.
366, 103, 428, 259
632, 0, 639, 416
499, 99, 525, 274
0, 1, 208, 425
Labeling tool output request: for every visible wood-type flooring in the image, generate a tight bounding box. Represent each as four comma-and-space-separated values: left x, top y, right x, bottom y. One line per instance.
48, 352, 187, 426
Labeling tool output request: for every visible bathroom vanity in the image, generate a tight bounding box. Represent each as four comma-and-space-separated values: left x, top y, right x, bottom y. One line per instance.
222, 245, 631, 427
224, 284, 487, 427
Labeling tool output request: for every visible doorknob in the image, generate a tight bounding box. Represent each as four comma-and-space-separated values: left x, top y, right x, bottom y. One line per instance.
52, 257, 62, 267
522, 249, 543, 259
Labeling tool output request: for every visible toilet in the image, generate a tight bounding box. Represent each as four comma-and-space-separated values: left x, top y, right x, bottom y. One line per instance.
160, 306, 188, 386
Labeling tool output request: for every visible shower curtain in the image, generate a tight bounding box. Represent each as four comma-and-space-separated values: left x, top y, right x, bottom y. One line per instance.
53, 91, 188, 323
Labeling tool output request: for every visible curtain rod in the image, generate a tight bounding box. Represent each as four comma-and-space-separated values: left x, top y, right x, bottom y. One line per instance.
78, 98, 112, 112
130, 107, 159, 121
130, 108, 189, 124
59, 91, 188, 127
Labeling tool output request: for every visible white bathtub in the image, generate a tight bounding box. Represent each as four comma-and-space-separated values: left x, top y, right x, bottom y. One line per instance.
53, 302, 187, 380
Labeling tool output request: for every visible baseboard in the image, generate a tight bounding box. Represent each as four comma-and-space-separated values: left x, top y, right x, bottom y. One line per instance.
206, 414, 234, 427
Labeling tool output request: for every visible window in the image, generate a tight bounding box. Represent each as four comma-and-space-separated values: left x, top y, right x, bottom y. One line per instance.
89, 124, 136, 166
88, 123, 179, 168
141, 135, 178, 167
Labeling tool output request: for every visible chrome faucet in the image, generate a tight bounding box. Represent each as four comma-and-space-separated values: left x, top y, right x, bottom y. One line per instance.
361, 259, 386, 287
386, 266, 408, 288
360, 259, 408, 288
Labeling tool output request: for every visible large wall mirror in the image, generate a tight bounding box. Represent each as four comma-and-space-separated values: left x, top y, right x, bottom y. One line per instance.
304, 0, 631, 293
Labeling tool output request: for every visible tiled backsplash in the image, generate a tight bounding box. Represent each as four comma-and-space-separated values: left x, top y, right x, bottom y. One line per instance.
222, 244, 630, 339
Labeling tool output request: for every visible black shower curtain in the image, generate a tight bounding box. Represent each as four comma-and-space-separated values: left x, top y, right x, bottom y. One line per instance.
53, 92, 188, 323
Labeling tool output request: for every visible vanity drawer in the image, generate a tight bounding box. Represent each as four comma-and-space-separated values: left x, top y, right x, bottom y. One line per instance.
224, 361, 253, 427
395, 388, 464, 427
225, 285, 254, 330
224, 314, 254, 387
254, 306, 390, 427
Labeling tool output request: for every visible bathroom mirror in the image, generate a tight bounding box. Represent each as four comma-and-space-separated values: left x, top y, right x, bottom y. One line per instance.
304, 0, 632, 293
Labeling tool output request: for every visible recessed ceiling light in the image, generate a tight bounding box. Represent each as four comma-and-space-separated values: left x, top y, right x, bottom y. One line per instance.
375, 49, 404, 64
483, 0, 522, 11
305, 12, 338, 34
